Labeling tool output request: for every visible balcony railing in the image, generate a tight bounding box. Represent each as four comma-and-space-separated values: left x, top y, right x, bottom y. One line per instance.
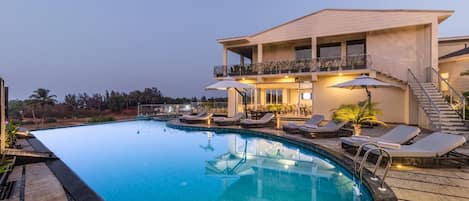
214, 54, 371, 77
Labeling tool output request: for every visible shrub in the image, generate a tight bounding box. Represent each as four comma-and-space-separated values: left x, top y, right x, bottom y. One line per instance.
88, 116, 115, 123
45, 118, 57, 123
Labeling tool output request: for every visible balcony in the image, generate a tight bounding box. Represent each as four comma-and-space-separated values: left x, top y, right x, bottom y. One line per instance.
214, 54, 371, 78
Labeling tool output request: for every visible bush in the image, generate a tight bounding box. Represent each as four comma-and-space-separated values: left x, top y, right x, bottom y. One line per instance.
88, 116, 115, 123
45, 118, 57, 123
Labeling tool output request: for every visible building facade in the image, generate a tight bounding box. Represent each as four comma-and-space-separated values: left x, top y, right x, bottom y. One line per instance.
214, 9, 467, 134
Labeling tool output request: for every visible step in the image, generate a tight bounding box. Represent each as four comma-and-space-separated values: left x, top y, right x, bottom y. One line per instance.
443, 130, 469, 135
429, 117, 464, 122
440, 126, 469, 131
433, 122, 465, 126
429, 114, 461, 118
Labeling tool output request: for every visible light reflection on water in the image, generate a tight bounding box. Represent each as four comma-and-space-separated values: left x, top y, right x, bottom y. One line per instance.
33, 121, 372, 201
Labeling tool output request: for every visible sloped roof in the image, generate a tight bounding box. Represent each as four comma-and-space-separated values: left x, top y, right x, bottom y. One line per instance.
439, 47, 469, 60
218, 8, 454, 44
439, 35, 469, 43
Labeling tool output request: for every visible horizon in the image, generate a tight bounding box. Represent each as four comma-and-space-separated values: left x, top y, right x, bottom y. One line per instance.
1, 0, 469, 100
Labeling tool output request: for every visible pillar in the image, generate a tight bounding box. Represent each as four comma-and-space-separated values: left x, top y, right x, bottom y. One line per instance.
223, 47, 228, 76
257, 44, 263, 63
0, 79, 5, 153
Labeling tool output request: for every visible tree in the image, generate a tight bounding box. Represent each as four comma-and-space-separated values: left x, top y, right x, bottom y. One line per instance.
332, 100, 386, 136
107, 91, 126, 112
29, 88, 57, 125
8, 100, 24, 120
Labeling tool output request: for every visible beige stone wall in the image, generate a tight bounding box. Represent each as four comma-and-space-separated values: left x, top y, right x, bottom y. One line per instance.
439, 59, 469, 93
312, 75, 406, 123
367, 25, 431, 81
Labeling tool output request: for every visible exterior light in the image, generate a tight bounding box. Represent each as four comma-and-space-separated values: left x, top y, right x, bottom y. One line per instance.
395, 164, 402, 169
284, 165, 289, 169
284, 75, 289, 78
338, 73, 343, 76
242, 77, 246, 80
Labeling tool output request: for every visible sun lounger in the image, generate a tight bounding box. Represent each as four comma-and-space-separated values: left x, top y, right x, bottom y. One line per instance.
282, 115, 325, 134
370, 132, 468, 167
213, 113, 245, 126
183, 113, 212, 124
240, 113, 275, 128
180, 112, 207, 123
341, 125, 420, 153
299, 120, 347, 138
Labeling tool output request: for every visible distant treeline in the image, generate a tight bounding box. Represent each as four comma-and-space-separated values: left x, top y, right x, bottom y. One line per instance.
8, 87, 226, 122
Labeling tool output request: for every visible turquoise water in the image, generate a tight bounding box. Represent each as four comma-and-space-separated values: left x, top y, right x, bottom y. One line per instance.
33, 121, 372, 201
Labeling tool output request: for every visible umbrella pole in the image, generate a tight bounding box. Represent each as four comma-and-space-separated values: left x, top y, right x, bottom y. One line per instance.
234, 88, 248, 118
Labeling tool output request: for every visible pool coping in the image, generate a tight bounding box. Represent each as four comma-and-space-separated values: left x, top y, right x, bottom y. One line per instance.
27, 135, 104, 201
166, 120, 397, 201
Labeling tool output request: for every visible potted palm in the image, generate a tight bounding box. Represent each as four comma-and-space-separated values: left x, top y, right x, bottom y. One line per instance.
332, 100, 386, 136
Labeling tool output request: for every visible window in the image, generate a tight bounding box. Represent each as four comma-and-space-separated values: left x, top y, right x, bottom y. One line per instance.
346, 40, 366, 56
301, 93, 312, 100
265, 89, 282, 105
317, 43, 341, 58
295, 46, 312, 60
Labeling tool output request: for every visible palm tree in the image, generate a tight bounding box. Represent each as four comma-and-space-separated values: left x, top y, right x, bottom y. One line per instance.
29, 88, 57, 125
332, 100, 386, 136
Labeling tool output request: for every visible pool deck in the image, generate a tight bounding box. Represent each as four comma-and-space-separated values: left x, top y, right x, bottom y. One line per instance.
4, 138, 103, 201
168, 119, 469, 201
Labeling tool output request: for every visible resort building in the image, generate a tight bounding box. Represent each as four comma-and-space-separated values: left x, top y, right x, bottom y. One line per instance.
214, 9, 468, 134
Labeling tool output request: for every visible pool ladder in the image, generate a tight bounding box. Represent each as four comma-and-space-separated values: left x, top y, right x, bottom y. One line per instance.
352, 142, 392, 195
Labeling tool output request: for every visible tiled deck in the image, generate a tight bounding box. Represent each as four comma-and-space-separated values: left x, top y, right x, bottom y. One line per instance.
169, 120, 469, 201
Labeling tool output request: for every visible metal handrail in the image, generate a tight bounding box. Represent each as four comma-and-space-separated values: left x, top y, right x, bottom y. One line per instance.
428, 67, 466, 120
408, 69, 442, 130
359, 147, 392, 192
213, 54, 370, 77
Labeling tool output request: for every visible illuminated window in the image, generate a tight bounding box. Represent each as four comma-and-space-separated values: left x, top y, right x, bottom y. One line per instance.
265, 89, 282, 105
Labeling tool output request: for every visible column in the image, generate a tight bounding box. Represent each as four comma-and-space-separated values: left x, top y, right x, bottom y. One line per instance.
257, 44, 263, 63
311, 37, 317, 71
223, 47, 228, 76
0, 79, 5, 153
240, 56, 245, 66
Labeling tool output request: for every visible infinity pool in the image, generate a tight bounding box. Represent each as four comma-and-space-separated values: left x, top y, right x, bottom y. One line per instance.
33, 120, 372, 201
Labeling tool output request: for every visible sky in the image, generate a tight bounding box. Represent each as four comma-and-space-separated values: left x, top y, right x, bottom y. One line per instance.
1, 0, 469, 101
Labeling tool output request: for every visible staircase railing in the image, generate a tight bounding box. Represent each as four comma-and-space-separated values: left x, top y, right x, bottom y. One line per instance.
426, 67, 466, 120
408, 69, 442, 131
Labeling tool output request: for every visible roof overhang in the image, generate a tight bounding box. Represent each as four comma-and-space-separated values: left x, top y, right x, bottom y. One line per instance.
216, 9, 454, 46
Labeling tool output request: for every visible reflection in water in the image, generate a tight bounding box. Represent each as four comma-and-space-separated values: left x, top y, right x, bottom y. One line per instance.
33, 121, 370, 201
200, 132, 216, 152
207, 135, 361, 201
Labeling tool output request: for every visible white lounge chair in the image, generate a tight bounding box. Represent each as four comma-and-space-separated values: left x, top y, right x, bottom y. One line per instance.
299, 120, 348, 138
372, 132, 468, 167
282, 115, 325, 134
214, 113, 245, 126
180, 112, 207, 122
183, 113, 212, 124
240, 113, 275, 128
341, 125, 421, 153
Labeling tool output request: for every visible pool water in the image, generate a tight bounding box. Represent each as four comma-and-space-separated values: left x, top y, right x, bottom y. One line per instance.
33, 121, 372, 201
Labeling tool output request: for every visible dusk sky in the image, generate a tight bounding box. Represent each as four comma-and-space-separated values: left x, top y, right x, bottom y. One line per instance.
1, 0, 469, 101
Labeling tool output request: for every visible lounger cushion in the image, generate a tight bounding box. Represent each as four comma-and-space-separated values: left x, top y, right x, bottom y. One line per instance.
299, 121, 346, 133
241, 113, 274, 124
341, 125, 420, 147
384, 132, 466, 157
282, 115, 324, 130
214, 113, 244, 123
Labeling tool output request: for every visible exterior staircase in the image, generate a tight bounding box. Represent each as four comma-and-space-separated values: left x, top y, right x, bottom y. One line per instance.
409, 79, 469, 136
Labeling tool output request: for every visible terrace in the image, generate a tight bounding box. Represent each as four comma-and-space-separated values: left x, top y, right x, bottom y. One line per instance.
214, 54, 370, 78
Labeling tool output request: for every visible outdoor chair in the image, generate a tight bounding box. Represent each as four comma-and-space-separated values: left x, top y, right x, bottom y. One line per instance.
283, 115, 325, 134
240, 113, 275, 128
299, 120, 348, 138
213, 113, 245, 126
341, 125, 421, 154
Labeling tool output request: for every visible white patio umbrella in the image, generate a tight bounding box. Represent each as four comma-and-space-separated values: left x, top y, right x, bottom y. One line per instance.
330, 75, 398, 106
206, 77, 255, 117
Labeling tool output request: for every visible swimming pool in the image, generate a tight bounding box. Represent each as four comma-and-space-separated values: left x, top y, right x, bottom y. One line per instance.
33, 120, 373, 201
